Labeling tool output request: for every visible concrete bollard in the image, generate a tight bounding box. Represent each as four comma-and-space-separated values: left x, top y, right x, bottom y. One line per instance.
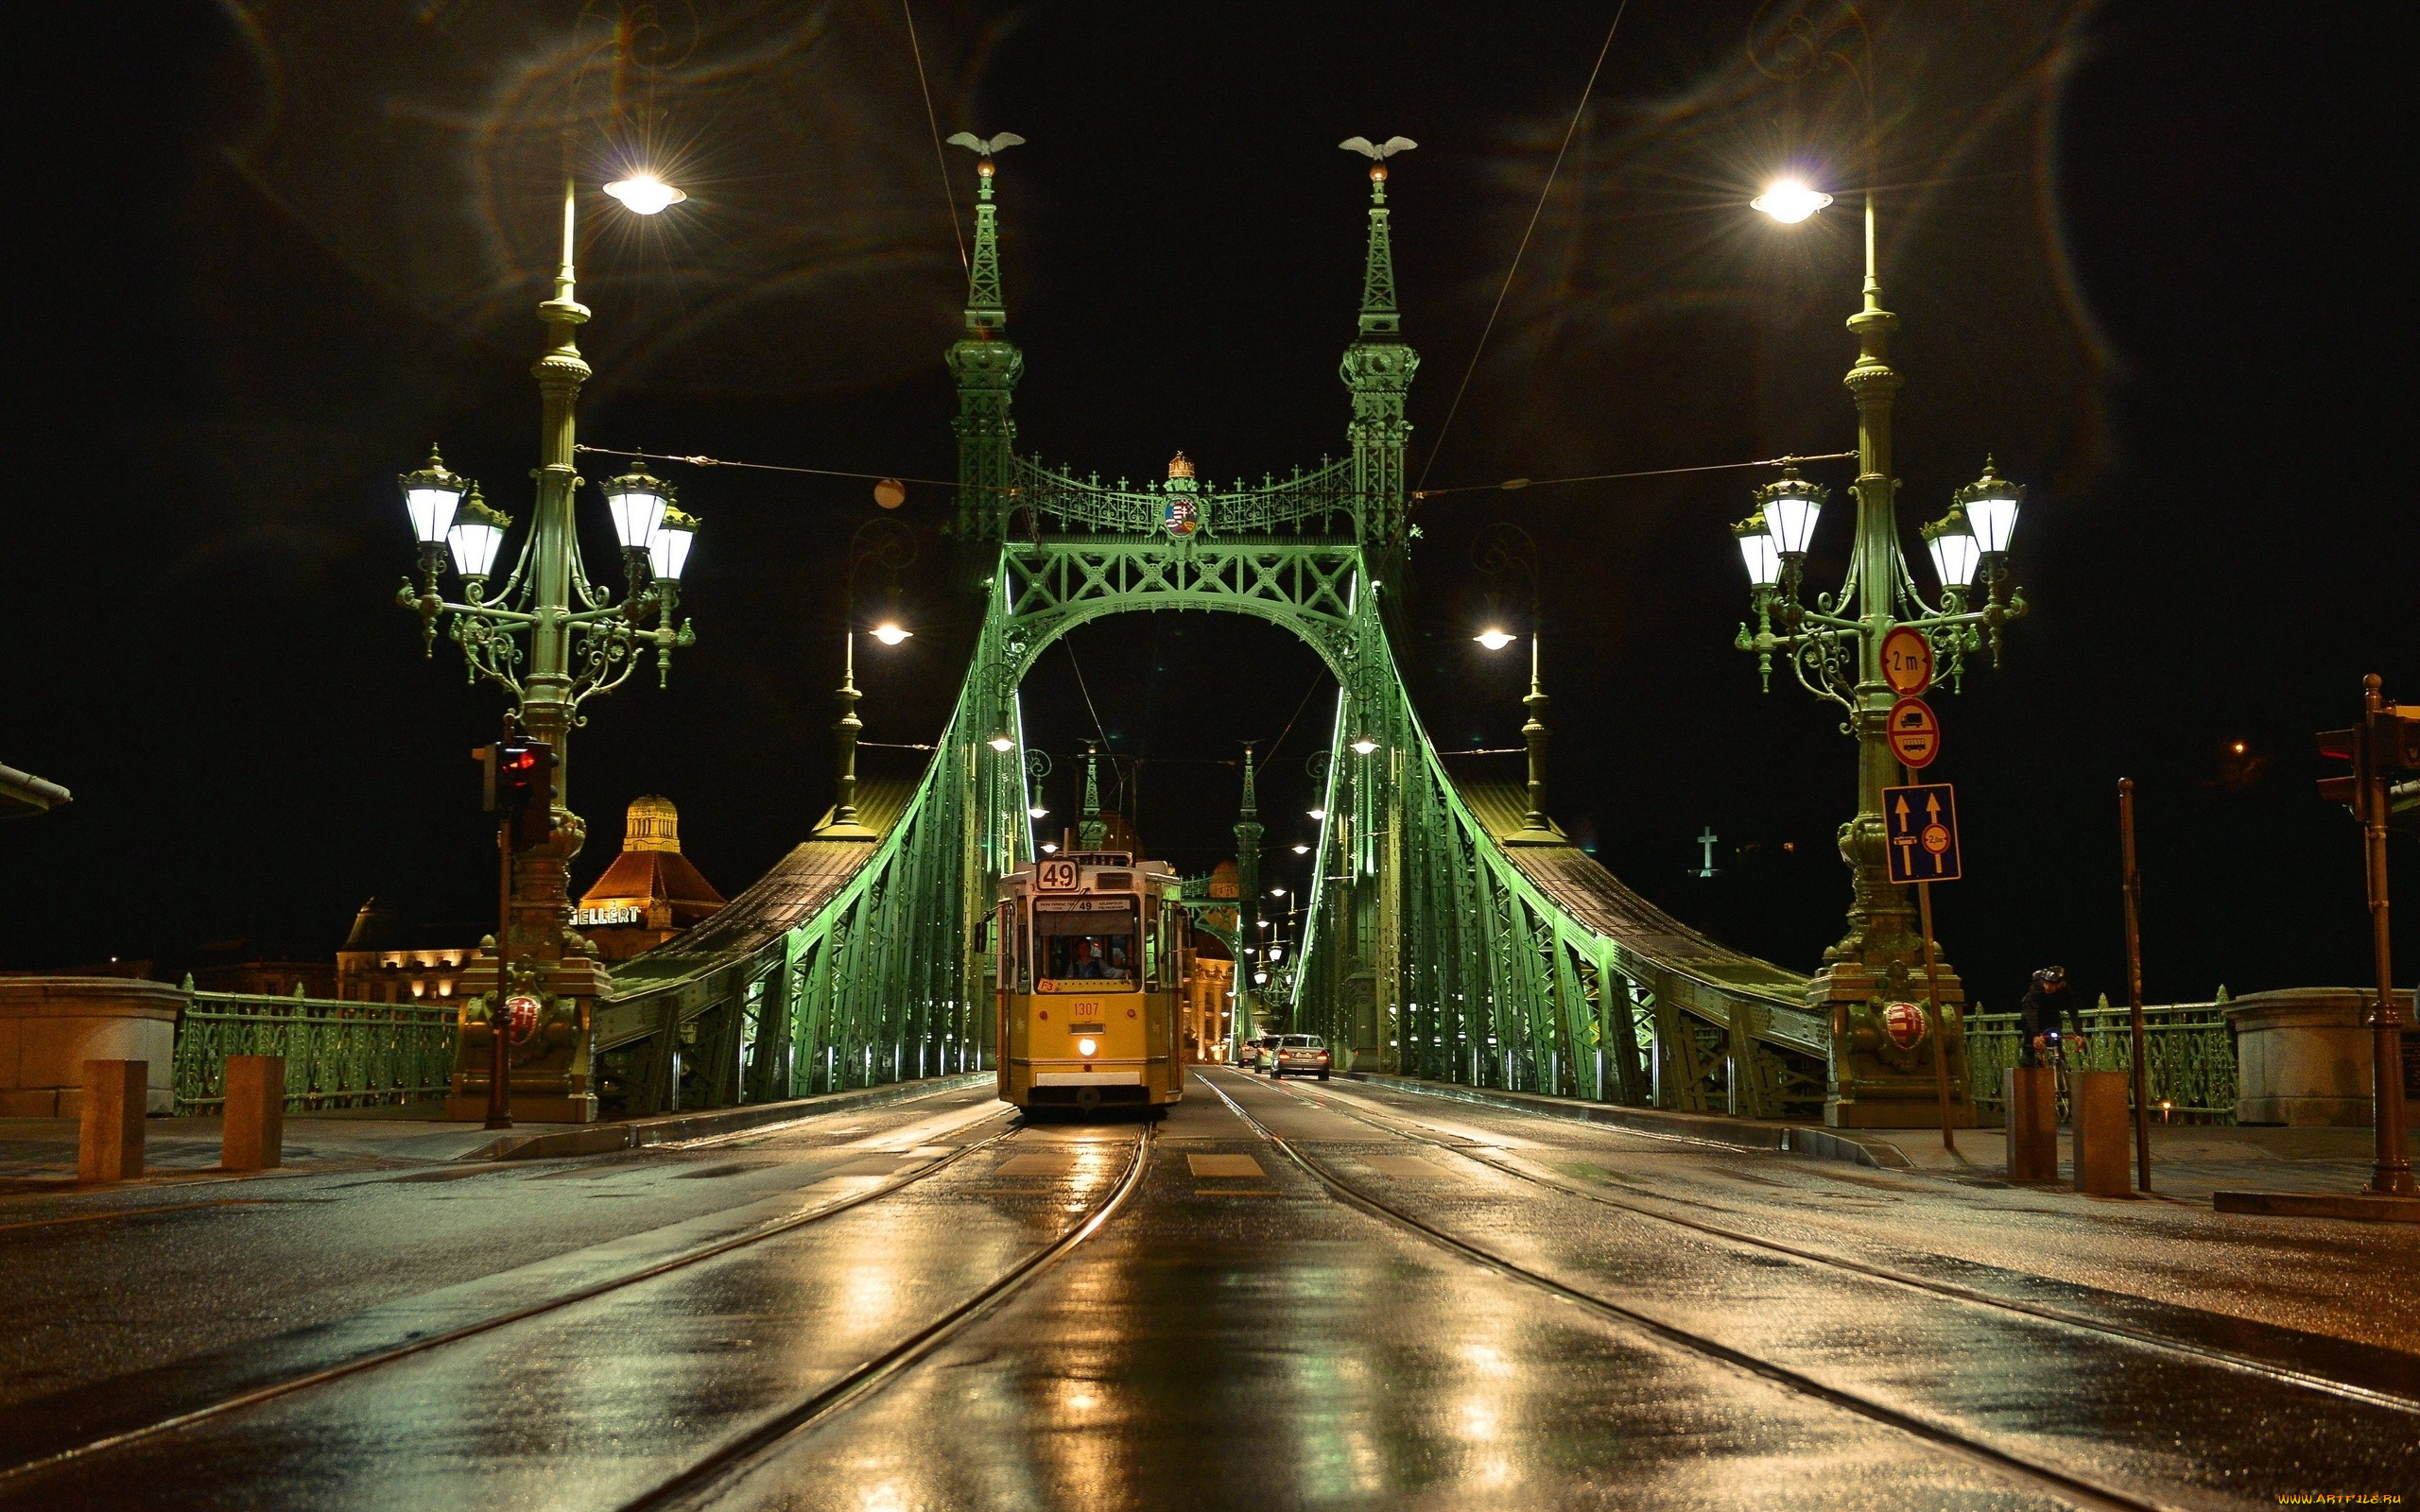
2069, 1069, 2132, 1195
2004, 1066, 2058, 1181
220, 1056, 286, 1172
78, 1059, 147, 1183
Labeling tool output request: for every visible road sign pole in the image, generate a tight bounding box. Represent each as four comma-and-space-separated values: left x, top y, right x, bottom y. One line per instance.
2118, 778, 2152, 1193
2358, 677, 2413, 1197
1916, 880, 1957, 1155
490, 794, 515, 1132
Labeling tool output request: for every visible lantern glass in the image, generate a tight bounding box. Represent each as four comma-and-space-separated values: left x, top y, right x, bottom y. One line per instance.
1926, 525, 1980, 588
1735, 521, 1779, 588
648, 511, 697, 581
1965, 491, 2020, 555
1763, 486, 1822, 556
604, 472, 669, 552
448, 514, 506, 579
406, 486, 461, 545
1474, 627, 1516, 650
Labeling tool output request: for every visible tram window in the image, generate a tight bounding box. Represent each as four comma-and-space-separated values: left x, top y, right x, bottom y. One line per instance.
1035, 901, 1137, 988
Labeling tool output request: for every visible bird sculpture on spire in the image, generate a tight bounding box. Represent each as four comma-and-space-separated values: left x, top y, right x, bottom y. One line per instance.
1339, 136, 1417, 160
946, 131, 1026, 159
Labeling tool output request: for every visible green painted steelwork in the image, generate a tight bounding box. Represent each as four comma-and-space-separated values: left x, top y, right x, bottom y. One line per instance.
1967, 1000, 2238, 1125
598, 145, 1826, 1121
171, 987, 458, 1114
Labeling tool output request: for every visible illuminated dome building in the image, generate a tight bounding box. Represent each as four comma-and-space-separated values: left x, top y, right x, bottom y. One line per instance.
575, 796, 726, 962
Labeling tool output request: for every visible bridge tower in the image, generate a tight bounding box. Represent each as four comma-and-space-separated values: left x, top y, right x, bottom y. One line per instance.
600, 139, 1841, 1130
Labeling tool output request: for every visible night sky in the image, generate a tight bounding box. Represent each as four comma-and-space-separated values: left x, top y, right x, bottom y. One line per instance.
10, 2, 2411, 1011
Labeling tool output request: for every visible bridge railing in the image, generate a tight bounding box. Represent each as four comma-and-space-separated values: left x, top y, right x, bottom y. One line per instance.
171, 985, 458, 1114
1964, 999, 2238, 1125
1011, 455, 1357, 537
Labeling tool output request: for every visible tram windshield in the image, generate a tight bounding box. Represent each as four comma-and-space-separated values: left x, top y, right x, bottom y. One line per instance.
1035, 898, 1137, 990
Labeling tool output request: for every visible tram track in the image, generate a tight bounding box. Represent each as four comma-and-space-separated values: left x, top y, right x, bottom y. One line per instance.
614, 1117, 1155, 1512
1201, 1071, 2200, 1512
1253, 1071, 2420, 1418
0, 1095, 1023, 1492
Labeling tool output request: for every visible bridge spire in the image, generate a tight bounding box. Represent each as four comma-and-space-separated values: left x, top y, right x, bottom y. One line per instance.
1080, 742, 1106, 851
1339, 141, 1419, 550
946, 138, 1025, 541
1234, 743, 1265, 1033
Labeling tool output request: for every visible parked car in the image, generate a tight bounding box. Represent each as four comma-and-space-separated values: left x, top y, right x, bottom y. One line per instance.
1268, 1034, 1332, 1081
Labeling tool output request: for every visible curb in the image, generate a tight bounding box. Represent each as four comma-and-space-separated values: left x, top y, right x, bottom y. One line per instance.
1343, 1073, 1912, 1171
462, 1072, 994, 1161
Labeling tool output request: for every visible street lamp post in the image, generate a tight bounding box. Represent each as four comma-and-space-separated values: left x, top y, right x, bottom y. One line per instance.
824, 517, 917, 837
1737, 125, 2029, 1131
396, 175, 699, 1125
1472, 522, 1557, 845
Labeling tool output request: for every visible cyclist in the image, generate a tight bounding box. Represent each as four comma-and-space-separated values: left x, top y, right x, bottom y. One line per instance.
2018, 966, 2083, 1068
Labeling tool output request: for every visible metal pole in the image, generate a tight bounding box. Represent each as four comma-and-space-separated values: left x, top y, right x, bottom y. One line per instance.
2118, 778, 2152, 1191
1916, 881, 1955, 1155
2360, 675, 2413, 1196
488, 786, 514, 1131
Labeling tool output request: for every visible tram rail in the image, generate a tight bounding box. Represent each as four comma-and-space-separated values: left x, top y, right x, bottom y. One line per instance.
0, 1095, 1027, 1492
616, 1121, 1154, 1512
1200, 1070, 2360, 1512
1254, 1072, 2420, 1418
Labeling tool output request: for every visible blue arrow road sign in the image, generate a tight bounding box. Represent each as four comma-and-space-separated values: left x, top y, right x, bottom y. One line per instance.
1883, 782, 1962, 884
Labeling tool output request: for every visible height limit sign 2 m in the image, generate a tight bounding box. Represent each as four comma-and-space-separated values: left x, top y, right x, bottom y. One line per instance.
1883, 782, 1962, 884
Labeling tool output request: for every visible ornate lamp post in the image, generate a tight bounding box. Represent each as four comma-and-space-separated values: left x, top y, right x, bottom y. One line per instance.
395, 175, 699, 1124
1735, 12, 2030, 1128
823, 517, 917, 838
1472, 522, 1557, 844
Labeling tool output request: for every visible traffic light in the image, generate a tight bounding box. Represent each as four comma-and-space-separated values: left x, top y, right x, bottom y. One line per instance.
2316, 705, 2420, 823
485, 735, 557, 850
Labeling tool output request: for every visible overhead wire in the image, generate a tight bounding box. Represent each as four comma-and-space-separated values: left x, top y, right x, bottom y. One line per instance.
900, 0, 968, 270
574, 445, 957, 490
1412, 450, 1858, 499
1416, 1, 1632, 496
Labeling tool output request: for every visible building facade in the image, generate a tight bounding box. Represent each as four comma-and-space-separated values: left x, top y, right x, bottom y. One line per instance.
574, 796, 726, 963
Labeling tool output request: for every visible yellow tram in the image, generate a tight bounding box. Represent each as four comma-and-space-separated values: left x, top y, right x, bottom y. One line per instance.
995, 850, 1184, 1113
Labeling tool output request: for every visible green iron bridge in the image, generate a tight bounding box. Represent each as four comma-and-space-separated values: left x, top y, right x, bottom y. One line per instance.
594, 150, 1828, 1122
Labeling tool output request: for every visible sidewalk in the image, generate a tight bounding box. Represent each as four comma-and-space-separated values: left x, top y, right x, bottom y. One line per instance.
1346, 1073, 2419, 1208
0, 1072, 994, 1194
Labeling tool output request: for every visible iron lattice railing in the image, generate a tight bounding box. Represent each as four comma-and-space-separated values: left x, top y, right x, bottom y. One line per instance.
1965, 1000, 2238, 1125
1009, 455, 1357, 537
172, 988, 458, 1114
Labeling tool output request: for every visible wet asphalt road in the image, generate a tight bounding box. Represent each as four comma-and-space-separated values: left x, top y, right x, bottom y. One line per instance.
0, 1071, 2411, 1509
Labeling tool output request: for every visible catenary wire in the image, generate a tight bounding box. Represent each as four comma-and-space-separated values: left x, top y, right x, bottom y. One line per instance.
899, 0, 967, 271
1416, 1, 1633, 496
1413, 450, 1858, 499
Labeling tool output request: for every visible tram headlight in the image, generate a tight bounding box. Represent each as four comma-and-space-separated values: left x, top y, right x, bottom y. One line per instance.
1078, 1038, 1098, 1057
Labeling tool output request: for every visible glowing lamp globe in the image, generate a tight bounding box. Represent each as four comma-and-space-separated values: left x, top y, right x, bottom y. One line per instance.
1753, 467, 1826, 557
1474, 628, 1516, 651
871, 622, 912, 646
1954, 457, 2025, 556
1752, 179, 1833, 224
445, 488, 513, 579
1732, 512, 1779, 589
648, 505, 699, 581
603, 174, 686, 215
602, 466, 670, 553
1922, 507, 1981, 589
399, 446, 467, 545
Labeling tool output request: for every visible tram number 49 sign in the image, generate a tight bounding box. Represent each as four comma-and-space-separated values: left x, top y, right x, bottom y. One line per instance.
1037, 858, 1080, 891
1883, 782, 1962, 885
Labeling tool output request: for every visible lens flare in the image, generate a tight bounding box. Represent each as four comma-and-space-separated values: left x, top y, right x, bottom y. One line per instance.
1751, 178, 1832, 224
604, 173, 686, 215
